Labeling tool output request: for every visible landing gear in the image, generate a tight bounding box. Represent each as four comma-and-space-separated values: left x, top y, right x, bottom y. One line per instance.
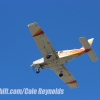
36, 68, 40, 74
59, 71, 63, 77
46, 54, 52, 59
40, 64, 43, 69
59, 73, 63, 77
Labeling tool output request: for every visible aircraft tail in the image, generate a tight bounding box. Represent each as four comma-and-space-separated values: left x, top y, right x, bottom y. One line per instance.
88, 38, 94, 46
79, 37, 98, 62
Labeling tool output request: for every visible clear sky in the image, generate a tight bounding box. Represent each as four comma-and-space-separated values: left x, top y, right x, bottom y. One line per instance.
0, 0, 100, 99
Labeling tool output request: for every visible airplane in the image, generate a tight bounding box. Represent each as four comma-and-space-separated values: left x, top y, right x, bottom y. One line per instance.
28, 22, 98, 88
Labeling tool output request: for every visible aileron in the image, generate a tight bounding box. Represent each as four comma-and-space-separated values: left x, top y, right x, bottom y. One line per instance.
51, 65, 79, 88
28, 22, 58, 62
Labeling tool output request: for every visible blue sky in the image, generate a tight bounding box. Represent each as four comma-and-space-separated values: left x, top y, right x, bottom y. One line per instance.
0, 0, 100, 99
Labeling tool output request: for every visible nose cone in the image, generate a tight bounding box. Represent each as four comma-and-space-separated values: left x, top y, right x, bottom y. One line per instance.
31, 63, 34, 68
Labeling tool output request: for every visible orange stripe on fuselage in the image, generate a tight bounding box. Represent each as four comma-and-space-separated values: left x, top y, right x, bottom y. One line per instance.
58, 48, 91, 57
33, 29, 44, 37
84, 49, 91, 52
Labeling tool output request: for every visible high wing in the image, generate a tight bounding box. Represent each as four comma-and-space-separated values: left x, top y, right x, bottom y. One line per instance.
51, 65, 79, 88
28, 22, 58, 62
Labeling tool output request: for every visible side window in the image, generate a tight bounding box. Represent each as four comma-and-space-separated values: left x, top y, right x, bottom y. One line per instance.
59, 51, 63, 53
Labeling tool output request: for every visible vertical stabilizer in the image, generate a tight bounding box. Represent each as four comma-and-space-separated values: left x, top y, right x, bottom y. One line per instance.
88, 38, 94, 46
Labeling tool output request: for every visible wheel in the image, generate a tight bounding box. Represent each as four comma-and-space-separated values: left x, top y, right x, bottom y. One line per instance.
59, 73, 63, 77
36, 69, 40, 74
36, 71, 40, 74
46, 55, 51, 59
46, 54, 52, 59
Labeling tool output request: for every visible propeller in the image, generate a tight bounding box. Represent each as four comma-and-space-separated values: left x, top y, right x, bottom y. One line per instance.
31, 63, 36, 72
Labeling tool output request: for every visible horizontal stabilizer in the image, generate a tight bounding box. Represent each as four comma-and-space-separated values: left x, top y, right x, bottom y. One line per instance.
79, 37, 91, 49
88, 49, 98, 62
79, 37, 98, 62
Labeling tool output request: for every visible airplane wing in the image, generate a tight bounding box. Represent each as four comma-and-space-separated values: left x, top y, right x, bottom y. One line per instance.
28, 22, 58, 62
51, 65, 79, 88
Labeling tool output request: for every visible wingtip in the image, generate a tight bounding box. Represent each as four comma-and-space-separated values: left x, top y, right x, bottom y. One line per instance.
27, 22, 38, 27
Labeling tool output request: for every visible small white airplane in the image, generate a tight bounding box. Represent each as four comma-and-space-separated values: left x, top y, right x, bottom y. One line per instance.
28, 22, 98, 88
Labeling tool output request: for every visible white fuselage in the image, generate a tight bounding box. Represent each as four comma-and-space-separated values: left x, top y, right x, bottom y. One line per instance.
31, 48, 85, 69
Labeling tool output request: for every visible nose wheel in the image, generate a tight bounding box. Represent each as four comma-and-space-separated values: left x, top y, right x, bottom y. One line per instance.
36, 68, 40, 74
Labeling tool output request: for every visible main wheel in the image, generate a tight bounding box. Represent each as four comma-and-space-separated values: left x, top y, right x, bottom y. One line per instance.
46, 54, 52, 59
46, 55, 51, 59
59, 73, 63, 77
